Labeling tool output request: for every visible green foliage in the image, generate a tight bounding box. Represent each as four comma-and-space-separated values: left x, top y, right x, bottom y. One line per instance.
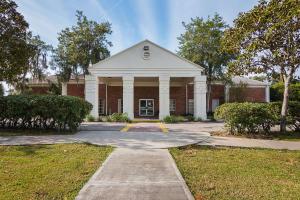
86, 114, 96, 122
186, 115, 195, 122
0, 95, 92, 131
222, 0, 300, 77
269, 101, 300, 131
0, 0, 31, 83
178, 14, 233, 83
214, 103, 278, 134
270, 82, 300, 102
0, 83, 4, 96
222, 0, 300, 132
52, 10, 112, 82
163, 115, 185, 123
101, 113, 131, 122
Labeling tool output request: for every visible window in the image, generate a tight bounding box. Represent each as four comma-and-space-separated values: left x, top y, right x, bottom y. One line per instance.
188, 99, 194, 114
99, 99, 105, 115
170, 99, 176, 112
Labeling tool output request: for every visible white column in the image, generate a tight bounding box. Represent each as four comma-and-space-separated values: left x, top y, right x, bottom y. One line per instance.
123, 76, 134, 119
194, 76, 207, 120
159, 76, 170, 120
85, 75, 99, 117
265, 84, 270, 102
61, 83, 67, 96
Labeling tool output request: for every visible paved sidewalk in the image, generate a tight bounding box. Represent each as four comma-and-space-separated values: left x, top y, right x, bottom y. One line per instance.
200, 136, 300, 150
76, 148, 194, 200
0, 131, 210, 148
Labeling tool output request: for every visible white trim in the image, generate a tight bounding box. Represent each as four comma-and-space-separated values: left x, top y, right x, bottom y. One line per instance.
139, 99, 155, 117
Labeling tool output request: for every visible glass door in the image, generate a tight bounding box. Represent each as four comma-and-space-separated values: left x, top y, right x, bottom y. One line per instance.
139, 99, 154, 116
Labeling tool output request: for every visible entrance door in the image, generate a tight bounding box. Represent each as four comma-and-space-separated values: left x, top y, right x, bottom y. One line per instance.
139, 99, 154, 116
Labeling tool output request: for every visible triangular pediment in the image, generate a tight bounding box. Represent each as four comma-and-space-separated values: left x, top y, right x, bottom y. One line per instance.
91, 40, 203, 72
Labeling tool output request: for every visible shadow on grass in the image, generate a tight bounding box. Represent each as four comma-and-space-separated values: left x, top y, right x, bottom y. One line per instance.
14, 145, 51, 155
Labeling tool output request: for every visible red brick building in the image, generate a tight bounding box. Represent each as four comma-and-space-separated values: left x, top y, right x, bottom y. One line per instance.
28, 40, 270, 119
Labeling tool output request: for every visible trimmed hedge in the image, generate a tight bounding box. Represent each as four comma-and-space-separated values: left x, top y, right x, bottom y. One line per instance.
99, 113, 131, 122
163, 115, 185, 123
0, 95, 92, 131
215, 102, 300, 134
214, 103, 277, 134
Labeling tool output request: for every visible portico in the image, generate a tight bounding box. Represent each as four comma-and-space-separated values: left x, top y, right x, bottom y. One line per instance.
85, 40, 207, 120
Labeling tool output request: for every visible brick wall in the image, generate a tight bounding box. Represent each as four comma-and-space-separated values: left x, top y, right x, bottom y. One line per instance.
107, 86, 122, 114
67, 84, 85, 98
170, 86, 187, 115
31, 86, 49, 94
229, 87, 265, 102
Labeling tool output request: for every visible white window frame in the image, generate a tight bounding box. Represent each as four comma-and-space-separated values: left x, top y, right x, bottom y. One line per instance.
170, 99, 176, 112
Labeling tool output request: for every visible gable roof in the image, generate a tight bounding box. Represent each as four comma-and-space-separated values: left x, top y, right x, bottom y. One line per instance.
91, 39, 204, 71
232, 76, 269, 86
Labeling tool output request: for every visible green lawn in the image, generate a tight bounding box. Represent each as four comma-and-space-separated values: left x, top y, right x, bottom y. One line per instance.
170, 146, 300, 200
0, 144, 113, 200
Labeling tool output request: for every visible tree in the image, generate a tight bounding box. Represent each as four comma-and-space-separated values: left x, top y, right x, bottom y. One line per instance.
222, 0, 300, 132
178, 14, 234, 111
16, 34, 52, 93
0, 83, 4, 96
52, 11, 112, 82
0, 0, 31, 84
271, 82, 300, 102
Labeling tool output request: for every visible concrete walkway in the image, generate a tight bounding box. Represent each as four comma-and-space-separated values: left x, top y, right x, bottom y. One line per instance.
201, 136, 300, 150
0, 131, 210, 149
76, 148, 194, 200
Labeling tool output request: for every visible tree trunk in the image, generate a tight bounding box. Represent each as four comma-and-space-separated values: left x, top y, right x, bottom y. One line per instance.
280, 76, 290, 133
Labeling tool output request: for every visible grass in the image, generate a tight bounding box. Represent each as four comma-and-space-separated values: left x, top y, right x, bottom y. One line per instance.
170, 145, 300, 200
0, 129, 77, 136
211, 130, 300, 141
0, 144, 113, 200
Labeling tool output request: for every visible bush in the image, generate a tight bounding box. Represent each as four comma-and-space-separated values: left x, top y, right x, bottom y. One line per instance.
104, 113, 131, 122
270, 82, 300, 102
0, 95, 92, 131
163, 115, 185, 123
214, 103, 277, 134
186, 115, 195, 122
86, 114, 96, 122
269, 101, 300, 131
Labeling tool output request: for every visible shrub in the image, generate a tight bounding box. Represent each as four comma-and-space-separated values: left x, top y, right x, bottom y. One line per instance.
214, 102, 277, 134
163, 115, 185, 123
269, 101, 300, 131
105, 113, 131, 122
270, 82, 300, 102
186, 115, 195, 122
86, 114, 95, 122
0, 95, 92, 131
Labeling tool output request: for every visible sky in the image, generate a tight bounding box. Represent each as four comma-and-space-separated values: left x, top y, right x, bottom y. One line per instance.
14, 0, 260, 55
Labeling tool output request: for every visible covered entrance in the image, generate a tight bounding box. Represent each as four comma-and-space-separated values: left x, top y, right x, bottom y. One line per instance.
85, 40, 207, 120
